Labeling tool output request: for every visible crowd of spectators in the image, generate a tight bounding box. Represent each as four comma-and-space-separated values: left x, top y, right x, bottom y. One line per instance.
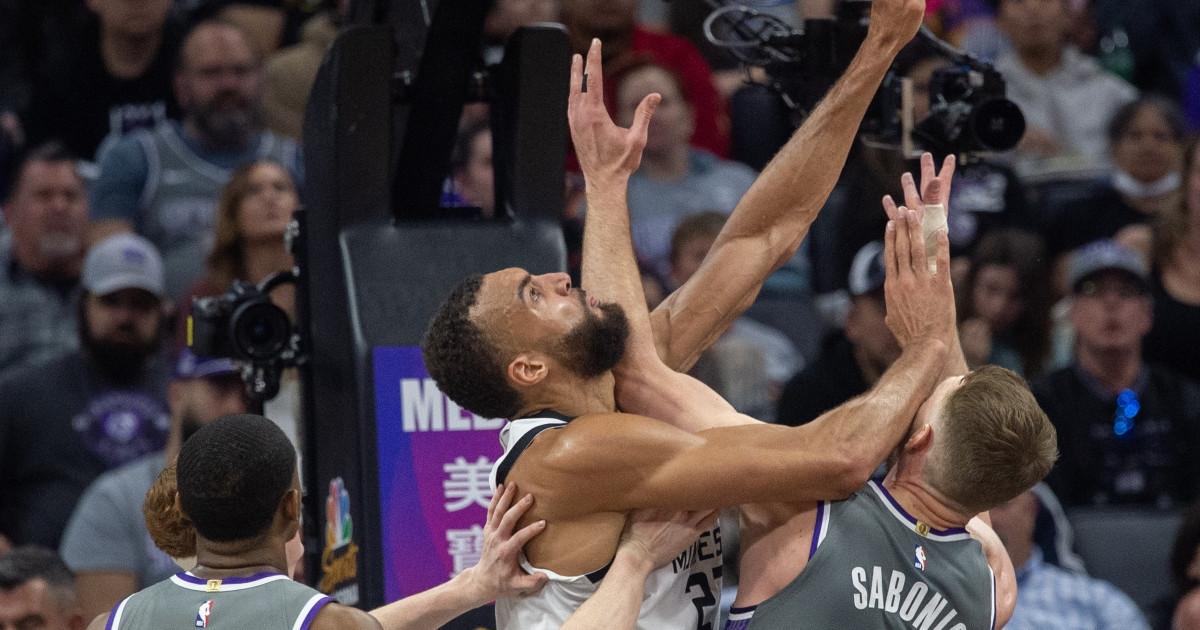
0, 0, 1198, 628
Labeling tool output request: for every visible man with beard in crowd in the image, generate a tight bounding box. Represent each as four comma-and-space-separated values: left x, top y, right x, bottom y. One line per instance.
59, 349, 246, 621
0, 143, 91, 376
0, 233, 170, 551
89, 19, 300, 297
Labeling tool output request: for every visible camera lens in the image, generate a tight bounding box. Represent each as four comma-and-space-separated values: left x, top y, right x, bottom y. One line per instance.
230, 300, 291, 360
970, 98, 1026, 152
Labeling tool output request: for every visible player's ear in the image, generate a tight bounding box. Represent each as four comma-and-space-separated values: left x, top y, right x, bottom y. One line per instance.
280, 488, 301, 522
508, 353, 549, 388
905, 423, 934, 454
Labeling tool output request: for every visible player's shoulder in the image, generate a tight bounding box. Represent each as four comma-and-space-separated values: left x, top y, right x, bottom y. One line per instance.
525, 411, 691, 470
310, 602, 382, 630
86, 612, 110, 630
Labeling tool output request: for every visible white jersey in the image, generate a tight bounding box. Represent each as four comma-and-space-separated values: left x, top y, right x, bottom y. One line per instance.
490, 414, 724, 630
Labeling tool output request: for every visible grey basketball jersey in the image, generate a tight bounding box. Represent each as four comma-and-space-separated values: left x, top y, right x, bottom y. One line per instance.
748, 480, 995, 630
132, 123, 299, 296
106, 571, 332, 630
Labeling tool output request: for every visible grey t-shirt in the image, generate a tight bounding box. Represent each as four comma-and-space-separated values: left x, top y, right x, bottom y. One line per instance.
60, 452, 177, 588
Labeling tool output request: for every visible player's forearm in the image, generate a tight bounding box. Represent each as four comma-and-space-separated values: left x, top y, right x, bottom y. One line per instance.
368, 569, 488, 630
940, 331, 970, 381
581, 180, 657, 363
654, 37, 907, 373
560, 551, 654, 630
815, 337, 948, 482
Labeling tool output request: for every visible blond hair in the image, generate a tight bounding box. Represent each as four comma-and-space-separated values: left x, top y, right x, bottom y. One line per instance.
928, 366, 1058, 514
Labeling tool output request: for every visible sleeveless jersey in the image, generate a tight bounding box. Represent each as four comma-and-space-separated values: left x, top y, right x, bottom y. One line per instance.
738, 480, 995, 630
106, 571, 332, 630
131, 123, 299, 296
490, 414, 724, 630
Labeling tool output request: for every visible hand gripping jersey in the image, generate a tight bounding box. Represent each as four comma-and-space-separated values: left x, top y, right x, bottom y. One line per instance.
105, 571, 332, 630
729, 480, 995, 630
490, 413, 724, 630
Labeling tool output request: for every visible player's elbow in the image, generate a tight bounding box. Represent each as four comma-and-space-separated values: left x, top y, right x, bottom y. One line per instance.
826, 447, 873, 498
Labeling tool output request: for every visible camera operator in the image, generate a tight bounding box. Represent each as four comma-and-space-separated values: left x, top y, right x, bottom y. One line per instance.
0, 233, 170, 550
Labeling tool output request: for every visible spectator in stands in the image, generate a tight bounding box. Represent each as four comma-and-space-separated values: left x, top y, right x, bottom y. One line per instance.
0, 234, 170, 549
1172, 502, 1200, 629
0, 143, 89, 376
176, 159, 299, 444
262, 0, 349, 140
0, 546, 85, 630
561, 0, 729, 157
1032, 239, 1200, 509
1141, 138, 1200, 383
991, 0, 1137, 174
59, 349, 246, 621
1045, 96, 1188, 259
957, 229, 1053, 377
668, 212, 799, 420
91, 19, 301, 299
612, 62, 756, 277
444, 120, 496, 218
23, 0, 180, 161
990, 487, 1150, 629
777, 241, 899, 426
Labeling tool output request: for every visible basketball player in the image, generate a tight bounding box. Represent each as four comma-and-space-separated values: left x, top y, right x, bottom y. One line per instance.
608, 161, 1055, 628
128, 440, 712, 630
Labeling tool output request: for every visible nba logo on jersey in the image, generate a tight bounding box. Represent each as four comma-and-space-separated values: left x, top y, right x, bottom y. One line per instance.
913, 545, 928, 571
194, 600, 213, 627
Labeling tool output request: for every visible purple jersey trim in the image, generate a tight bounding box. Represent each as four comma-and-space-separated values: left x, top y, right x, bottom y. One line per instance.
174, 571, 284, 585
725, 606, 756, 630
808, 501, 827, 560
869, 480, 968, 536
299, 596, 334, 630
103, 597, 125, 630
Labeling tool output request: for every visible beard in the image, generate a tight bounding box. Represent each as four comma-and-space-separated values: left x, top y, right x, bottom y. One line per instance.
553, 298, 630, 378
191, 92, 263, 147
81, 319, 161, 385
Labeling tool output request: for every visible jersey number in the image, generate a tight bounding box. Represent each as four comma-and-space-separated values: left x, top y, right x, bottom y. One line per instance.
685, 566, 722, 630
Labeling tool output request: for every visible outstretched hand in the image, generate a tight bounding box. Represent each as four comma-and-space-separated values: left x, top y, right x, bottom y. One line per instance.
568, 38, 660, 187
881, 203, 955, 350
617, 509, 718, 573
461, 483, 548, 602
881, 152, 956, 225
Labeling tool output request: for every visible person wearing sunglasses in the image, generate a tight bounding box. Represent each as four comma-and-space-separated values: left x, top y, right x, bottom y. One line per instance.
1032, 239, 1200, 509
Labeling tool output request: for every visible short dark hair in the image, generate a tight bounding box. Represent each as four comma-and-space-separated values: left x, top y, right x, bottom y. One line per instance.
0, 546, 75, 601
1107, 95, 1188, 147
177, 414, 296, 542
4, 141, 80, 204
669, 211, 726, 266
422, 275, 523, 419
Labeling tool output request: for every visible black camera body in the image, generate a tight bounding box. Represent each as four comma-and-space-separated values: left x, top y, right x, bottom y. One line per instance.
914, 64, 1026, 155
188, 271, 301, 400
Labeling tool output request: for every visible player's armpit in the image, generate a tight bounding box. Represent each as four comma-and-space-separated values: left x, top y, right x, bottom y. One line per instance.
966, 516, 1016, 628
518, 412, 862, 517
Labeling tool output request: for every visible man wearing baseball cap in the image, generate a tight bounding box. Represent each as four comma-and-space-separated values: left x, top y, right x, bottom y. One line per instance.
0, 233, 171, 552
777, 241, 901, 426
60, 348, 248, 621
1032, 239, 1200, 508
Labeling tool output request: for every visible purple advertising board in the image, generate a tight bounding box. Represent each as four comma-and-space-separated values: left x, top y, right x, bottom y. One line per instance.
373, 345, 506, 601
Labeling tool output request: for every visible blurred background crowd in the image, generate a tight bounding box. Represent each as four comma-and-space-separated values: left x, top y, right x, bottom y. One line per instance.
0, 0, 1199, 628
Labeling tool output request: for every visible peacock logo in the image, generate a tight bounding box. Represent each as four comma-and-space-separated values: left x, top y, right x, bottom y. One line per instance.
325, 477, 353, 550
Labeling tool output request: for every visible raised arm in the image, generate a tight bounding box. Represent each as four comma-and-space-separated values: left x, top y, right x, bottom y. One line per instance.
966, 517, 1016, 628
571, 38, 662, 367
650, 0, 928, 372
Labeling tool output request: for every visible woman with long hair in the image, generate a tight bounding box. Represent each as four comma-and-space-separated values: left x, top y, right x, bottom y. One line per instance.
1143, 138, 1200, 382
956, 229, 1053, 377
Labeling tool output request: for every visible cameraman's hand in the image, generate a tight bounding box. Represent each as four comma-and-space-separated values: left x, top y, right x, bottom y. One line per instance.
882, 207, 955, 349
865, 0, 926, 54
